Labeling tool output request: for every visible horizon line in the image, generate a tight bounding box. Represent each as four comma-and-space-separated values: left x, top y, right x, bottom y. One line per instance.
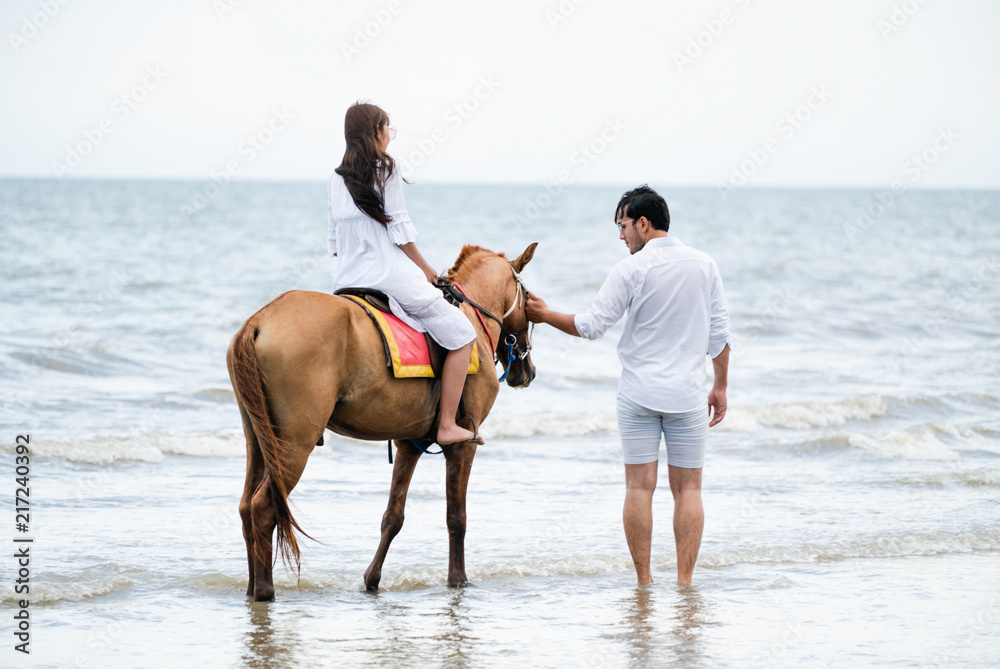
0, 174, 998, 193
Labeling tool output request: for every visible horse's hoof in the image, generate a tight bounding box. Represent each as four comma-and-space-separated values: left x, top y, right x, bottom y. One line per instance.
448, 579, 475, 589
364, 567, 381, 592
253, 585, 275, 602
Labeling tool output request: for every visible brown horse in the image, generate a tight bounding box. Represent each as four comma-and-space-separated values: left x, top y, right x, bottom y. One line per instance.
226, 243, 537, 601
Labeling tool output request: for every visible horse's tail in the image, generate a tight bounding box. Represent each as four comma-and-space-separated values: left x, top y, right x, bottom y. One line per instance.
230, 316, 311, 574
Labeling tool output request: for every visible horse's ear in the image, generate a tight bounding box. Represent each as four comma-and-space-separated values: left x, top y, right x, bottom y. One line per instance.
510, 242, 538, 273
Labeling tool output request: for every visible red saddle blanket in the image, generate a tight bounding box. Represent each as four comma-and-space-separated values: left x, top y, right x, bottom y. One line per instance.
342, 295, 479, 379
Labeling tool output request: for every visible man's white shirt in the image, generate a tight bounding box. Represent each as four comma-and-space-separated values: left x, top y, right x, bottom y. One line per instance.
573, 237, 731, 413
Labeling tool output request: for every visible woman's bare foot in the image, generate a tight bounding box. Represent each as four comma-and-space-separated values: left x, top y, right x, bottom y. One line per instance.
437, 423, 484, 446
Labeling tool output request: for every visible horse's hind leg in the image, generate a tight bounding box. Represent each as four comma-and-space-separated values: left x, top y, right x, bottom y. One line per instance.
238, 406, 263, 597
444, 441, 477, 587
364, 441, 422, 592
240, 460, 261, 597
250, 443, 313, 602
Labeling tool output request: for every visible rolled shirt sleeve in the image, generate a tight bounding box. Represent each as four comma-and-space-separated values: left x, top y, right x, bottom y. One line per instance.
383, 170, 418, 245
574, 263, 630, 340
707, 260, 731, 357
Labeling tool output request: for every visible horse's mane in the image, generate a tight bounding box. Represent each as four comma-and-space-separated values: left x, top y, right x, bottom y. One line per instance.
446, 244, 506, 282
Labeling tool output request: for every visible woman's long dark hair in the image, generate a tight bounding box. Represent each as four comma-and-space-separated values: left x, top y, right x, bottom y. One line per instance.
335, 102, 397, 226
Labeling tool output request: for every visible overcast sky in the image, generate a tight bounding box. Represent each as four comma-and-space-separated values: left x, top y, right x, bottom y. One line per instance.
2, 0, 998, 188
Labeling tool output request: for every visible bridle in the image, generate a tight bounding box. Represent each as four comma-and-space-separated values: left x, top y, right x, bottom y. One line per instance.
498, 267, 534, 377
388, 266, 533, 464
435, 263, 534, 381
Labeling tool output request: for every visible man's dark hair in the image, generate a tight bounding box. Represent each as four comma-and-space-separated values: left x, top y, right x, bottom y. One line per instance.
615, 185, 669, 232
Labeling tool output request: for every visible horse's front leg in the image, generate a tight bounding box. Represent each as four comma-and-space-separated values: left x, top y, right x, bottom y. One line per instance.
444, 441, 477, 587
364, 441, 422, 592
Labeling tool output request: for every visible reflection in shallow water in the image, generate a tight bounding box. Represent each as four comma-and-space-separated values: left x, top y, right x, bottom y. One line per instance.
438, 588, 474, 668
241, 600, 301, 669
671, 587, 709, 666
622, 586, 711, 667
623, 586, 657, 664
346, 587, 480, 666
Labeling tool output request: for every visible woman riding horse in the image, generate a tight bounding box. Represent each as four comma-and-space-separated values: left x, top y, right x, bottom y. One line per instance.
226, 102, 538, 601
330, 102, 482, 447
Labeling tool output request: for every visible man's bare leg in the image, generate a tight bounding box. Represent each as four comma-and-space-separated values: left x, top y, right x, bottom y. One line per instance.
623, 461, 658, 584
668, 465, 703, 586
437, 341, 484, 446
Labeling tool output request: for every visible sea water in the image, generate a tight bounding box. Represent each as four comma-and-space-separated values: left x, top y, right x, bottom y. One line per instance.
1, 178, 999, 667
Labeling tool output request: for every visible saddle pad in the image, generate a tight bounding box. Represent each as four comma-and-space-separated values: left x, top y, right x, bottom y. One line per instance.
343, 295, 479, 378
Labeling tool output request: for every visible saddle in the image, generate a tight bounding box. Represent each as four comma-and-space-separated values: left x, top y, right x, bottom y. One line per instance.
322, 285, 484, 456
335, 287, 479, 379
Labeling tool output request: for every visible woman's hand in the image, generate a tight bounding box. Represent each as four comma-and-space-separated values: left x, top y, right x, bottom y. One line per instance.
398, 242, 438, 284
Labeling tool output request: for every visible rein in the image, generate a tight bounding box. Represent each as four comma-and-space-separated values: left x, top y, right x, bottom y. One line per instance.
451, 281, 496, 353
434, 264, 533, 380
387, 264, 532, 464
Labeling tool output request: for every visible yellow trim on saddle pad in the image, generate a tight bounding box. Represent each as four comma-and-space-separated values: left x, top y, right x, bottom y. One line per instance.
344, 295, 479, 379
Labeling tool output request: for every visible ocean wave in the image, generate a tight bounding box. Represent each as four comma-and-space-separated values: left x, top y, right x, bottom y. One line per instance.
972, 424, 1000, 438
16, 527, 1000, 606
894, 469, 1000, 488
717, 394, 888, 432
3, 567, 136, 606
184, 570, 436, 594
214, 556, 637, 594
192, 387, 236, 402
184, 528, 1000, 595
28, 432, 246, 464
397, 391, 993, 440
481, 394, 886, 439
717, 392, 1000, 433
811, 425, 960, 460
697, 528, 1000, 568
9, 347, 139, 376
481, 414, 618, 439
155, 433, 246, 458
31, 438, 164, 464
956, 470, 1000, 486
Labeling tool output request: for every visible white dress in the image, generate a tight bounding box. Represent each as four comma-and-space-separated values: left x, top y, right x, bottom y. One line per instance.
327, 169, 476, 350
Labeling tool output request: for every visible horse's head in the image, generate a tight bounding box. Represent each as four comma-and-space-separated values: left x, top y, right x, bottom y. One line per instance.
446, 242, 538, 389
497, 243, 537, 389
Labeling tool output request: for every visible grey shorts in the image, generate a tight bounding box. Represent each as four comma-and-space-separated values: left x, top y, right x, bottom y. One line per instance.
616, 394, 707, 468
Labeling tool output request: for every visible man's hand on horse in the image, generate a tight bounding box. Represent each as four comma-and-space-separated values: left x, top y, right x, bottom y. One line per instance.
525, 292, 548, 323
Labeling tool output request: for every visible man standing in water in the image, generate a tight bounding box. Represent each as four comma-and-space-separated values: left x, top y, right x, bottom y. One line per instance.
525, 185, 731, 586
